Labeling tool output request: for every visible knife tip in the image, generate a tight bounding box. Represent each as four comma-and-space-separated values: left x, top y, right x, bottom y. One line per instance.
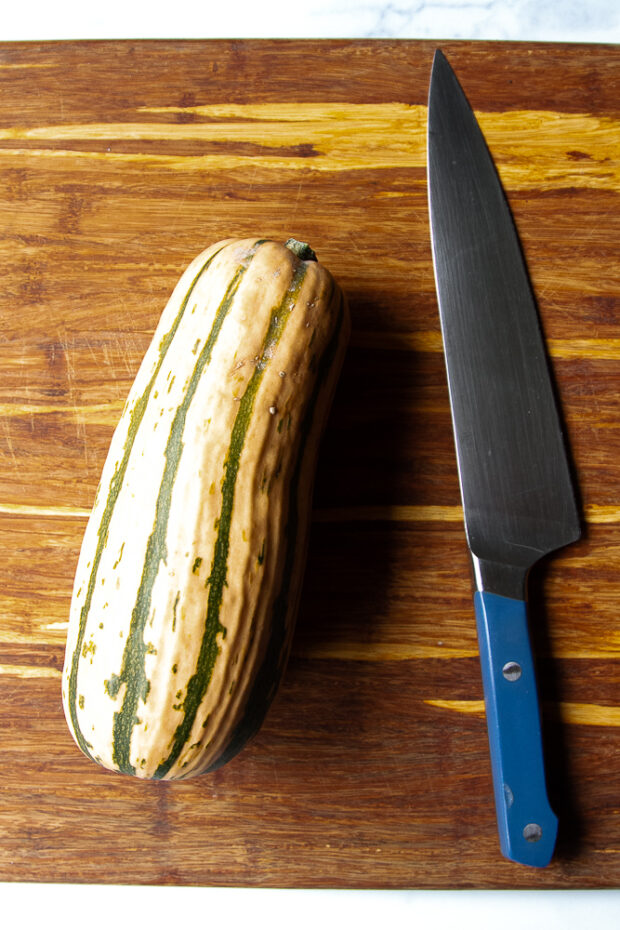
429, 48, 465, 111
430, 49, 452, 96
431, 48, 450, 76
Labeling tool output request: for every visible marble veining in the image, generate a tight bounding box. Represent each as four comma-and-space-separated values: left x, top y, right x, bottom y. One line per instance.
306, 0, 620, 42
355, 0, 620, 40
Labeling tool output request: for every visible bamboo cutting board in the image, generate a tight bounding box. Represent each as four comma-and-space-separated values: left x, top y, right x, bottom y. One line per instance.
0, 39, 619, 888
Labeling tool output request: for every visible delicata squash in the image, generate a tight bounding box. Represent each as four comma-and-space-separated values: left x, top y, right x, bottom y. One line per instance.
62, 237, 349, 779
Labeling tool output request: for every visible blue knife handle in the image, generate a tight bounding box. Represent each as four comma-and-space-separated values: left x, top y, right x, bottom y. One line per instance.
474, 590, 558, 867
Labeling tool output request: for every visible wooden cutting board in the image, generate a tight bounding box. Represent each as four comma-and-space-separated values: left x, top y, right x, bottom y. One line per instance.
1, 39, 619, 888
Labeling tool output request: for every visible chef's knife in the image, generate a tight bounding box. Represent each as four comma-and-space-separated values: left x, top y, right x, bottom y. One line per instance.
427, 49, 581, 867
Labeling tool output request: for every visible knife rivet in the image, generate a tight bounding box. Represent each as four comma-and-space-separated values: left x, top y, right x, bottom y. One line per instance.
502, 661, 522, 681
523, 823, 543, 843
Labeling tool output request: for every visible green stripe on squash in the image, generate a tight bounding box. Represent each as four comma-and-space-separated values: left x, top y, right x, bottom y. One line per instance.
66, 240, 241, 761
205, 287, 347, 775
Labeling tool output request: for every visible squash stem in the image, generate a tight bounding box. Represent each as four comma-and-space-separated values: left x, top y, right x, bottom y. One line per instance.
285, 238, 317, 262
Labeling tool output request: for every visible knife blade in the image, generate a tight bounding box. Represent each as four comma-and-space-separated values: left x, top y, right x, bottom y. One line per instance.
427, 49, 581, 868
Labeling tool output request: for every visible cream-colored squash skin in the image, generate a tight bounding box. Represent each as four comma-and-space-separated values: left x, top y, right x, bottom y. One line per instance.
62, 237, 349, 779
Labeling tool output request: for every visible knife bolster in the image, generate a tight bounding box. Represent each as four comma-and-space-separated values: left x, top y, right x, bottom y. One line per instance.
471, 555, 529, 601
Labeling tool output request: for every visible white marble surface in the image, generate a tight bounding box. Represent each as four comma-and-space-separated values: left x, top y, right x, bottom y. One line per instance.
1, 885, 619, 929
2, 0, 620, 42
2, 3, 620, 928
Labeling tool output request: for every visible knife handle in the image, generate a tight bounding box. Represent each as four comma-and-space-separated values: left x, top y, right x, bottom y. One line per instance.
474, 590, 558, 867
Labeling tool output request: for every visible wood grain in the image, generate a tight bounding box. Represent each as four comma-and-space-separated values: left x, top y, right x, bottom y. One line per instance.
0, 39, 619, 888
